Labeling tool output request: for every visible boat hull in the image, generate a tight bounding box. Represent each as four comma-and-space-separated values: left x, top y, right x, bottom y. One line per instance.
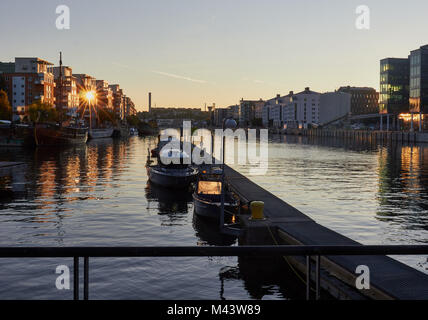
193, 193, 238, 220
147, 166, 198, 189
34, 126, 88, 146
89, 128, 114, 139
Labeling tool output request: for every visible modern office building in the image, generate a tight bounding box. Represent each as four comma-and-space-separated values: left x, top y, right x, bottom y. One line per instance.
379, 58, 409, 115
338, 86, 379, 115
409, 44, 428, 114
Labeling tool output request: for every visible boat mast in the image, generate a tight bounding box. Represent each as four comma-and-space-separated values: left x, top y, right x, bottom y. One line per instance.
59, 52, 63, 124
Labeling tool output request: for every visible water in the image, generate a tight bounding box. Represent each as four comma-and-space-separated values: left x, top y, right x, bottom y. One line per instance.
231, 135, 428, 274
0, 135, 427, 299
0, 137, 301, 300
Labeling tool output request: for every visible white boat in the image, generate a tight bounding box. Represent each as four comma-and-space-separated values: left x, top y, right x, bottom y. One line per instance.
130, 127, 139, 136
89, 128, 114, 139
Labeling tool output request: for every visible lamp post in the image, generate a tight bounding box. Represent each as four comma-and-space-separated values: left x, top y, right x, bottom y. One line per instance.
219, 118, 237, 231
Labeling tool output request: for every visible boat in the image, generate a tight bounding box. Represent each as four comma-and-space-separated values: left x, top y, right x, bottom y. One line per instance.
129, 127, 139, 136
147, 148, 198, 189
193, 179, 239, 220
0, 121, 34, 147
89, 128, 114, 139
34, 124, 88, 146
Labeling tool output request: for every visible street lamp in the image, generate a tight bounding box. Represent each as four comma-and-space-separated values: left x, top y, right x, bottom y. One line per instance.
220, 117, 237, 232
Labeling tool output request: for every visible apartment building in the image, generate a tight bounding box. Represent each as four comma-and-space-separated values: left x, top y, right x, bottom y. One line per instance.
53, 66, 79, 115
1, 57, 56, 121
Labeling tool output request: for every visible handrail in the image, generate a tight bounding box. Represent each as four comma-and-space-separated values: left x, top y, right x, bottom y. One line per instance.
1, 245, 427, 301
0, 245, 428, 257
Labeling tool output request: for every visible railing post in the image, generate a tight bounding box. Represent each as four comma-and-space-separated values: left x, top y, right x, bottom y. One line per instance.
316, 255, 320, 300
84, 256, 89, 300
73, 256, 79, 300
306, 255, 311, 300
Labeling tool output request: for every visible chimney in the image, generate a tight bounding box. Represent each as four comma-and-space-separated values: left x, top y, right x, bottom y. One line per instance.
305, 87, 310, 92
289, 91, 293, 96
148, 92, 152, 113
276, 94, 280, 98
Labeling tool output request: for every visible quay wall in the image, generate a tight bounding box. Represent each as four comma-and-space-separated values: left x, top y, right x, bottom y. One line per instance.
282, 128, 428, 143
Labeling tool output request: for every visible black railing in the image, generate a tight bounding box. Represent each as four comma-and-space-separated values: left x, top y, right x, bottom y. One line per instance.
1, 245, 428, 300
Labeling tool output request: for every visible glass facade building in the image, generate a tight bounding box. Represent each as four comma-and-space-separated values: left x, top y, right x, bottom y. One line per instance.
409, 45, 428, 113
379, 58, 409, 114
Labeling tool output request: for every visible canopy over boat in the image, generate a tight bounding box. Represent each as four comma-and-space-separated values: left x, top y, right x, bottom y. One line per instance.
197, 181, 222, 195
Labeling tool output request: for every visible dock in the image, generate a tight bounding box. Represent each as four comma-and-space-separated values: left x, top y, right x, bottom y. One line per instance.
225, 165, 428, 300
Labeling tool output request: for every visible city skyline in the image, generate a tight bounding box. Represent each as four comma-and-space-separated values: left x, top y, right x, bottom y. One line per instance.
2, 0, 428, 111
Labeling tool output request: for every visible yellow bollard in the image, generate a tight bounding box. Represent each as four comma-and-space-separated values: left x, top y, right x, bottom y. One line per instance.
250, 201, 265, 220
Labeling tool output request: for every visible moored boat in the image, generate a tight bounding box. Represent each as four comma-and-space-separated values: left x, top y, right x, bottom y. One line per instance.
147, 148, 198, 189
89, 128, 114, 139
193, 180, 239, 220
34, 124, 88, 146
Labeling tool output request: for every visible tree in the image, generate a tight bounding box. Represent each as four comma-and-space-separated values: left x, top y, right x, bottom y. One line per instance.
0, 75, 7, 93
28, 100, 58, 123
0, 89, 12, 120
126, 115, 140, 127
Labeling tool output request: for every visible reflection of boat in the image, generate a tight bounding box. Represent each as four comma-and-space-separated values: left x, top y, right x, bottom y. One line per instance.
34, 124, 88, 146
192, 214, 237, 246
147, 148, 198, 189
193, 180, 239, 220
145, 181, 192, 213
89, 128, 113, 139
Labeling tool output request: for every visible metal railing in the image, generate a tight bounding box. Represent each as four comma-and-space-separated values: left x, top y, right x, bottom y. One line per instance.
1, 245, 428, 300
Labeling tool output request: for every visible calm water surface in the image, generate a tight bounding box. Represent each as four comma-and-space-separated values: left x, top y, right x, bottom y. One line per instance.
231, 135, 428, 274
0, 137, 300, 300
0, 135, 427, 299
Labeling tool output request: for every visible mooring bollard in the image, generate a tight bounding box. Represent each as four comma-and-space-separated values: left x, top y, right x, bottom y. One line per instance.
250, 201, 265, 220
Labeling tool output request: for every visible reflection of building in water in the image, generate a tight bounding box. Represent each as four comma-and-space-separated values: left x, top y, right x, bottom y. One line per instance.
376, 143, 428, 225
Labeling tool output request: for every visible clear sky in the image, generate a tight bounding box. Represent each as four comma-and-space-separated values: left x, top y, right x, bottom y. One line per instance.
1, 0, 427, 111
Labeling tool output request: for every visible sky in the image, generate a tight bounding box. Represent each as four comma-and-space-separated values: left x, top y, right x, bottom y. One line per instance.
1, 0, 428, 111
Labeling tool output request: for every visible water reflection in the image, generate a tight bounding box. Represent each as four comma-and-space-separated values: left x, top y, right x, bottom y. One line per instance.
192, 214, 237, 246
145, 181, 192, 225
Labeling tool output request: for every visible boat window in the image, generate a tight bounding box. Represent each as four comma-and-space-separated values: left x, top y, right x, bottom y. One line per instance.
198, 181, 222, 195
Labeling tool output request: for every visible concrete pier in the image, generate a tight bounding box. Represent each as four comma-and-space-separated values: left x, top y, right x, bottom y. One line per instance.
225, 166, 428, 300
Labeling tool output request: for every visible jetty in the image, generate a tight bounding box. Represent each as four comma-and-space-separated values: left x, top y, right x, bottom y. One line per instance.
225, 165, 428, 300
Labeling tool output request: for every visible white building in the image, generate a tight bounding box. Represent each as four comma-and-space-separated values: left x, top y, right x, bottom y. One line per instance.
319, 91, 351, 125
284, 87, 320, 129
263, 92, 294, 128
